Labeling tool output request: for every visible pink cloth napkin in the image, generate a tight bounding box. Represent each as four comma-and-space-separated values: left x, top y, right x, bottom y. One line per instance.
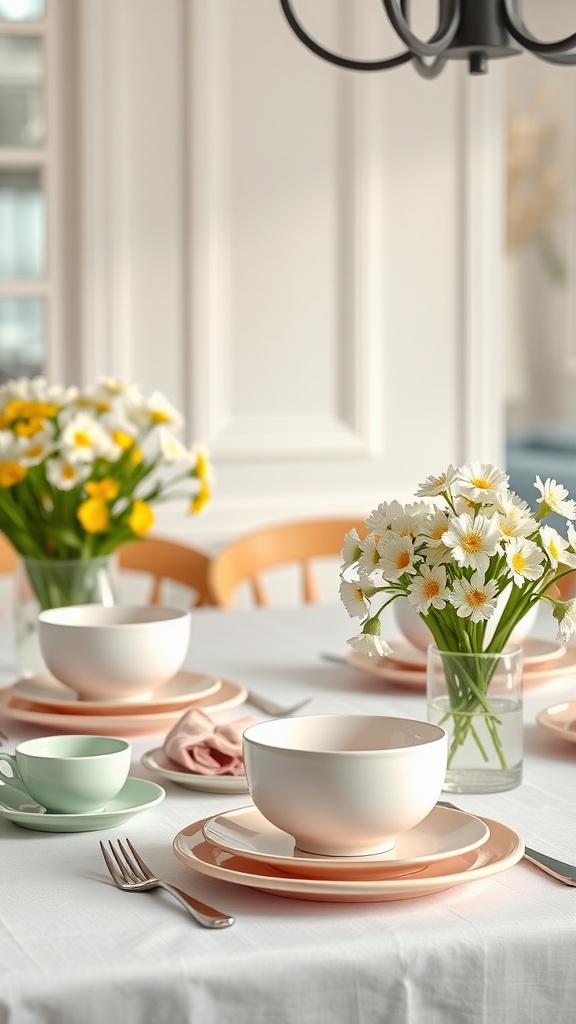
163, 708, 256, 776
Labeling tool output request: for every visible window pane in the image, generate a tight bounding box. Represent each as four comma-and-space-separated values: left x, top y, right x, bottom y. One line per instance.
0, 297, 44, 380
0, 169, 44, 278
0, 0, 44, 20
0, 36, 44, 147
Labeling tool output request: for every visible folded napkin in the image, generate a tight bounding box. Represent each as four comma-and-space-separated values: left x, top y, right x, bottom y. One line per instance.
163, 708, 256, 776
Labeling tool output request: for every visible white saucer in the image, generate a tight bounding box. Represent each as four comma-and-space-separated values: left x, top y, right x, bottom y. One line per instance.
202, 804, 490, 879
12, 670, 221, 713
141, 748, 249, 793
174, 814, 523, 902
536, 701, 576, 745
0, 679, 248, 736
0, 777, 165, 832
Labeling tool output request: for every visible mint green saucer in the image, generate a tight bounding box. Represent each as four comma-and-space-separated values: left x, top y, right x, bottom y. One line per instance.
0, 777, 165, 832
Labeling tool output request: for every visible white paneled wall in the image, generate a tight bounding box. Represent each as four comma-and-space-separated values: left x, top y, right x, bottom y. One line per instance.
76, 0, 506, 548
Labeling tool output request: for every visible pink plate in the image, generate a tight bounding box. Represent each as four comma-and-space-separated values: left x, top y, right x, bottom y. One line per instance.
174, 814, 523, 903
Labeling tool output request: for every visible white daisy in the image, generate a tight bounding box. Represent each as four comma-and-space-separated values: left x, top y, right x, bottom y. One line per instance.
45, 457, 90, 491
0, 430, 23, 460
494, 490, 537, 539
442, 512, 502, 573
19, 431, 54, 467
390, 501, 430, 539
358, 534, 385, 576
407, 565, 450, 614
505, 537, 545, 586
125, 389, 183, 430
339, 579, 369, 619
539, 525, 574, 570
377, 533, 418, 580
341, 528, 362, 570
60, 412, 115, 463
449, 571, 499, 623
534, 476, 576, 521
456, 463, 509, 504
346, 631, 392, 658
419, 509, 450, 547
415, 465, 458, 498
552, 599, 576, 642
159, 427, 193, 465
365, 500, 404, 533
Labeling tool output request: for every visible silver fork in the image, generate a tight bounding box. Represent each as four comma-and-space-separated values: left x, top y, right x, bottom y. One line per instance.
438, 800, 576, 887
99, 837, 235, 928
247, 691, 312, 717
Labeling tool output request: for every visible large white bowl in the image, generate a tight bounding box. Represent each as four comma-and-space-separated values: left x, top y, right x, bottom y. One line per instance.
37, 604, 191, 702
243, 714, 447, 857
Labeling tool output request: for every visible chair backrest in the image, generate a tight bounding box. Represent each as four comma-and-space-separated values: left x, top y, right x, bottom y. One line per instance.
117, 537, 214, 608
0, 533, 17, 575
208, 518, 365, 608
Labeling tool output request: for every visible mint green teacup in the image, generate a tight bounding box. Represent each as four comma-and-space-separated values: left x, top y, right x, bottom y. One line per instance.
0, 735, 131, 813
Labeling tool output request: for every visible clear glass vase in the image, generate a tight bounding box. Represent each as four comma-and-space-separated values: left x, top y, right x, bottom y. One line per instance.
14, 555, 119, 678
426, 644, 523, 794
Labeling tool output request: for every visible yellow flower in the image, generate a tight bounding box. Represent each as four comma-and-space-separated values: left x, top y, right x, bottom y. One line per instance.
128, 498, 154, 536
13, 416, 46, 438
112, 429, 135, 451
190, 479, 211, 514
130, 447, 143, 466
4, 399, 58, 423
195, 451, 210, 481
85, 478, 120, 501
77, 497, 110, 533
0, 460, 27, 487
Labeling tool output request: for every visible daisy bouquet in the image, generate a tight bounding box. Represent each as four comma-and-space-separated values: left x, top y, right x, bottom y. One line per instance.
340, 463, 576, 768
0, 376, 211, 609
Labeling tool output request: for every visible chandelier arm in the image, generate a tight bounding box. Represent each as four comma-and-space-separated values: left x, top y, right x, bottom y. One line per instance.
501, 0, 576, 55
278, 0, 413, 71
381, 0, 460, 57
411, 55, 448, 80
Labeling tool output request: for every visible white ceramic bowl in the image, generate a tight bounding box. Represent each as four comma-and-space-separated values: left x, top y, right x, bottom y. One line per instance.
393, 591, 538, 653
243, 714, 447, 857
37, 604, 191, 702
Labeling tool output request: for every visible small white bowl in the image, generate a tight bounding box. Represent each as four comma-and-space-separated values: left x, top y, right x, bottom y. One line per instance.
243, 714, 447, 857
37, 604, 191, 702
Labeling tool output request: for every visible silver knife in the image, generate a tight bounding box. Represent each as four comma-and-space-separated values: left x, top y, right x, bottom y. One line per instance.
523, 848, 576, 887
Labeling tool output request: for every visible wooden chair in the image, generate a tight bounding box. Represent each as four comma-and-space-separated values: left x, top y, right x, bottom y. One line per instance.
208, 518, 365, 609
0, 533, 17, 575
117, 537, 214, 608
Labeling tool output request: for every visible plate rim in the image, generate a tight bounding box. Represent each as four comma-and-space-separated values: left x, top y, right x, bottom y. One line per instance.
0, 775, 165, 824
11, 669, 222, 712
173, 814, 524, 900
536, 701, 576, 743
201, 803, 491, 876
141, 747, 249, 792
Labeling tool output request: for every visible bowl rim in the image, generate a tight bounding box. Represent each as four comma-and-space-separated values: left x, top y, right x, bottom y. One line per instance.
37, 604, 190, 627
243, 713, 446, 755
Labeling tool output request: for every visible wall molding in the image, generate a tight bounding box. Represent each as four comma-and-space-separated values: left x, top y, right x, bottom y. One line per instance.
186, 1, 383, 461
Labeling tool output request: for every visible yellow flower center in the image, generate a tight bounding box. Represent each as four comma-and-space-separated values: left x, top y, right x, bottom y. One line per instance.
462, 531, 483, 554
0, 460, 26, 487
548, 540, 559, 560
73, 430, 92, 448
430, 523, 446, 540
423, 579, 440, 599
470, 476, 491, 490
26, 443, 45, 459
468, 588, 487, 608
62, 464, 77, 481
396, 551, 410, 570
511, 552, 527, 573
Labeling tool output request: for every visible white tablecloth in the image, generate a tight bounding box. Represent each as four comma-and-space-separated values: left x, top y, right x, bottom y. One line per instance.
1, 602, 576, 1024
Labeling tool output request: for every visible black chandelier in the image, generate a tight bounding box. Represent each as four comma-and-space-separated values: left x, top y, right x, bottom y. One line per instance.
279, 0, 576, 78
